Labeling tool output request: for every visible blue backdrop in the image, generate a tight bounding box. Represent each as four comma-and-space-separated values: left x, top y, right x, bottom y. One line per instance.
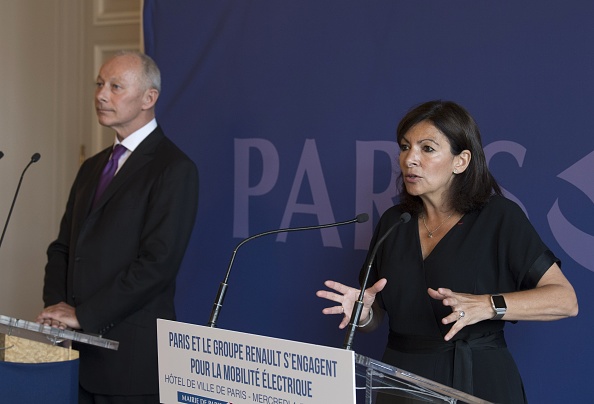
143, 1, 593, 402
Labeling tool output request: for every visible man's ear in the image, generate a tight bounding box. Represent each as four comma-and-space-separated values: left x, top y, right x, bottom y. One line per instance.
142, 88, 159, 110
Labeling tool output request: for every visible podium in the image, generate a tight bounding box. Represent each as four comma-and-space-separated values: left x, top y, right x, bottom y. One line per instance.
0, 314, 119, 403
156, 319, 490, 404
355, 353, 490, 403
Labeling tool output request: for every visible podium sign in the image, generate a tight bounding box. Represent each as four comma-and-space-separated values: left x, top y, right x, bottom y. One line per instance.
157, 319, 356, 404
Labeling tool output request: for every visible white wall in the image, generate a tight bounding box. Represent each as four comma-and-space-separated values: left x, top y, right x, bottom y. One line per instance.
0, 0, 140, 321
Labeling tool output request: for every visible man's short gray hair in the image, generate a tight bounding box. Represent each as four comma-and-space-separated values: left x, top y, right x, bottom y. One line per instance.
113, 50, 161, 93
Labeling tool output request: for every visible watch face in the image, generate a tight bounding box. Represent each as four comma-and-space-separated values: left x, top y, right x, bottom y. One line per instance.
492, 295, 507, 309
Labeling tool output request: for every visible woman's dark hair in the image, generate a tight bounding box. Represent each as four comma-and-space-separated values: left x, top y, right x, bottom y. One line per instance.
396, 100, 502, 214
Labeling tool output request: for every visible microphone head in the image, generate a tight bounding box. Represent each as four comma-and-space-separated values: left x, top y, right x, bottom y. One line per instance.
0, 151, 4, 159
400, 212, 412, 223
356, 213, 369, 223
31, 153, 41, 163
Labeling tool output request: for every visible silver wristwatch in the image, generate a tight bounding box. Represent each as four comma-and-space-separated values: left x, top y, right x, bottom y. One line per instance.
491, 294, 507, 320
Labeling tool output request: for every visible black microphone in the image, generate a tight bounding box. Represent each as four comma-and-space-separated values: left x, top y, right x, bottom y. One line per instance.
0, 153, 41, 252
0, 151, 4, 160
207, 213, 369, 328
343, 211, 411, 350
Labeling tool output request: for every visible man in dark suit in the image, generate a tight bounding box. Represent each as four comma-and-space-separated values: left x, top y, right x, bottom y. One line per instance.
36, 50, 198, 404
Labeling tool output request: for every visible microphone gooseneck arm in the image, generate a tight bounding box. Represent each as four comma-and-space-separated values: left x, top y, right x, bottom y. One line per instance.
343, 212, 411, 350
207, 213, 369, 328
0, 153, 41, 252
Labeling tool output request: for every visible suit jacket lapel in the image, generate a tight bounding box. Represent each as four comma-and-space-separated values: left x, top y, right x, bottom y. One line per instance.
79, 147, 111, 218
90, 127, 165, 212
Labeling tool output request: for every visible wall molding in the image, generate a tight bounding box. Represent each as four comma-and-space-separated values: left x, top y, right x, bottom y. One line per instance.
93, 0, 141, 26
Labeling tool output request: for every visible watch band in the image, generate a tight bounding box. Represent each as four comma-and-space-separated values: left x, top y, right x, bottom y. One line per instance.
491, 294, 507, 320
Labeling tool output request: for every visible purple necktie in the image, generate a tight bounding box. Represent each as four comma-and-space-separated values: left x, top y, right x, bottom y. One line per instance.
92, 144, 127, 208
